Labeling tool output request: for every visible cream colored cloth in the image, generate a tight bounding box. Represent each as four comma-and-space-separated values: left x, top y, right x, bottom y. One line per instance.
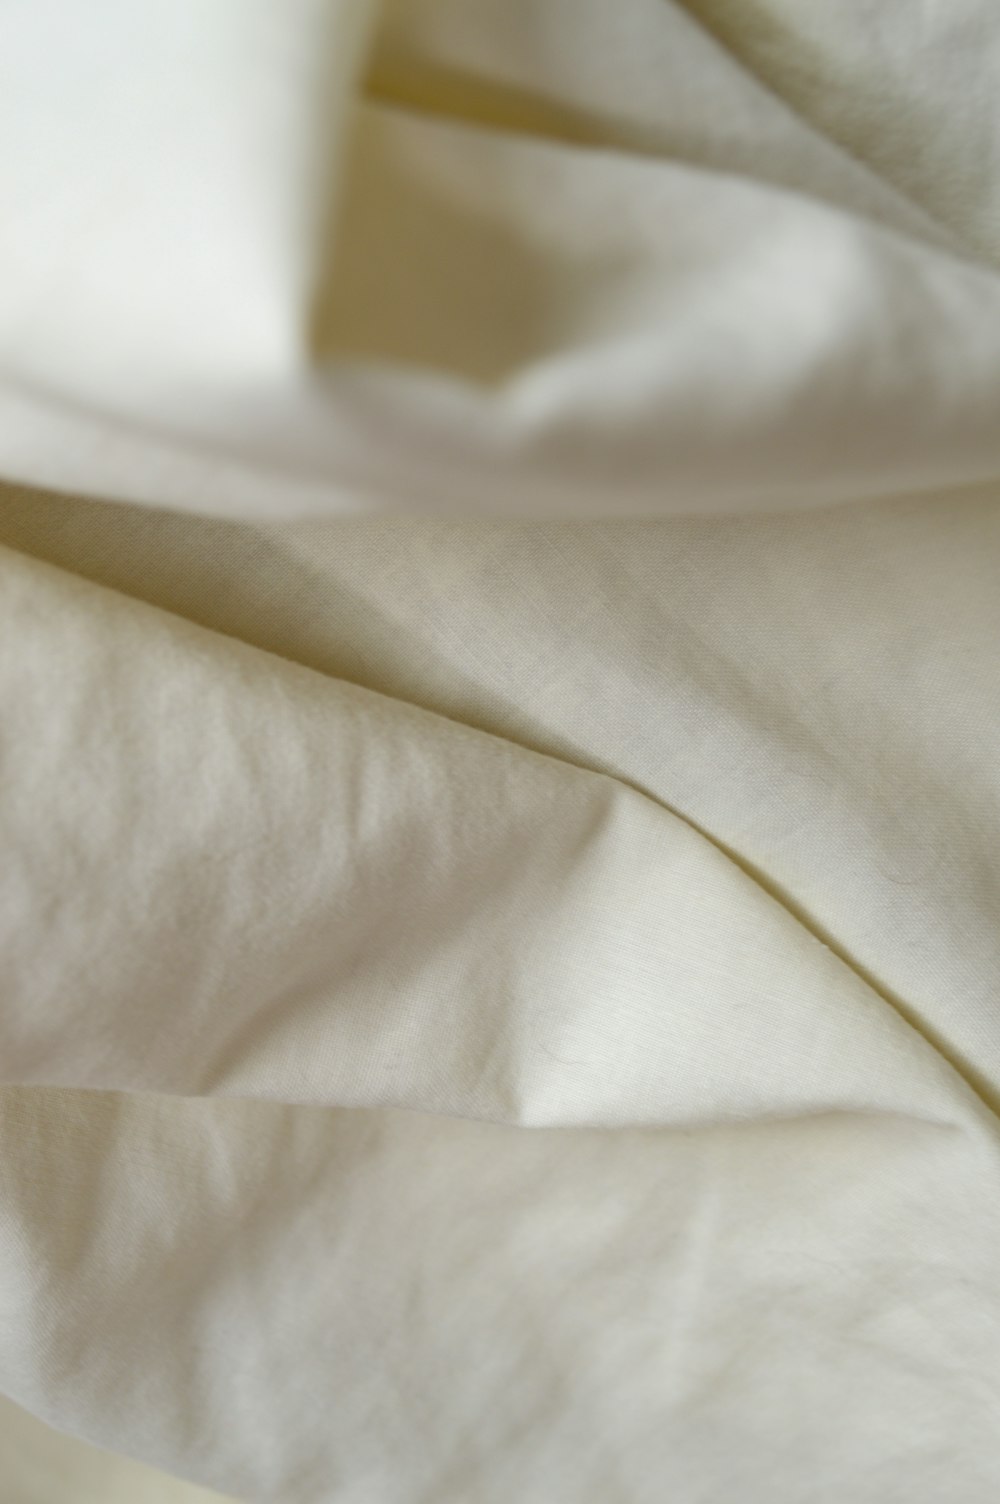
2, 4, 1000, 1503
0, 1398, 234, 1504
3, 0, 1000, 520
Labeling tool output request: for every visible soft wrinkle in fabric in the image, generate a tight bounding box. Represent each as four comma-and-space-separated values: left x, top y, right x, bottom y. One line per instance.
1, 4, 1000, 1504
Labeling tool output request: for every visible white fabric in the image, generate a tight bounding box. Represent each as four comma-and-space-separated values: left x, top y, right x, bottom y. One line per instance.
2, 4, 1000, 1503
0, 1397, 234, 1504
3, 480, 1000, 1502
2, 0, 1000, 520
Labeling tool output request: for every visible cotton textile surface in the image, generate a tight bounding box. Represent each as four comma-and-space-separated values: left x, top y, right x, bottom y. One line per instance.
1, 3, 1000, 1503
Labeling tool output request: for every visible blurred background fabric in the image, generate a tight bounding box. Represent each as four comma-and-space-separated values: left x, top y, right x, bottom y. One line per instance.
2, 0, 1000, 520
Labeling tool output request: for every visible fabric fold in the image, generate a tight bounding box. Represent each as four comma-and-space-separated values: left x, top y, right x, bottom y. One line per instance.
3, 1, 1000, 523
0, 542, 988, 1136
3, 5, 1000, 1500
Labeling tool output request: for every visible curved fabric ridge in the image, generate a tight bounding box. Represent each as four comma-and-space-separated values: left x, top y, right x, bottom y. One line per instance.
2, 0, 1000, 520
0, 542, 989, 1134
1, 1088, 997, 1502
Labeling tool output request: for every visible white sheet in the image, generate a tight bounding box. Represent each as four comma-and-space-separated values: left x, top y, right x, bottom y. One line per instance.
2, 4, 1000, 1501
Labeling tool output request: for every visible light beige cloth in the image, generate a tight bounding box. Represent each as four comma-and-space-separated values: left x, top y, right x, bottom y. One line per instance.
2, 4, 1000, 1502
3, 0, 1000, 520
